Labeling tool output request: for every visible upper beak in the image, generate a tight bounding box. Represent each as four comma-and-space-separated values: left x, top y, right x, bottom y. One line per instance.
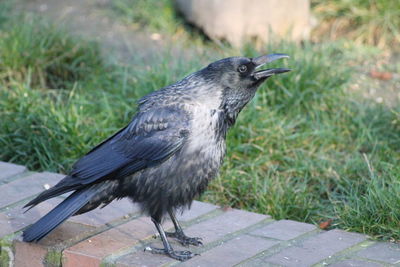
252, 53, 291, 80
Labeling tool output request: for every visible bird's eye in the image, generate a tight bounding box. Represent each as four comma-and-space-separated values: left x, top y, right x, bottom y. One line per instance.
238, 65, 247, 73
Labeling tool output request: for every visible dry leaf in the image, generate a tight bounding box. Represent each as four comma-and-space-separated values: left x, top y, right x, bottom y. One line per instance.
221, 205, 233, 211
370, 70, 393, 80
319, 219, 333, 229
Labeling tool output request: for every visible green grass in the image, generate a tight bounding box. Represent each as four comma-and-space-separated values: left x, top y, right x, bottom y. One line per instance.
0, 17, 105, 89
312, 0, 400, 49
0, 7, 399, 242
108, 0, 210, 45
110, 0, 178, 33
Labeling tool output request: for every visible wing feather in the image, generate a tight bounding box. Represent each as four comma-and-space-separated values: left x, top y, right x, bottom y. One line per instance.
24, 106, 190, 209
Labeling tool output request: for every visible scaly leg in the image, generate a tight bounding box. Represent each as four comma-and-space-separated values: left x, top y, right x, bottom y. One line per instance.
165, 211, 203, 246
146, 216, 198, 261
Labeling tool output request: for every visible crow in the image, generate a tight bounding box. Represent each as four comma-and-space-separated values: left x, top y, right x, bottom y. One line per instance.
22, 54, 290, 261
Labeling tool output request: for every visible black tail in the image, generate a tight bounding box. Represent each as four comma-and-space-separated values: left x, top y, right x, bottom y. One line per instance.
23, 184, 102, 242
23, 177, 79, 211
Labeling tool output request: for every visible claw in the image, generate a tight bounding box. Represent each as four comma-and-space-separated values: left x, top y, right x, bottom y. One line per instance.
166, 231, 203, 247
145, 246, 198, 261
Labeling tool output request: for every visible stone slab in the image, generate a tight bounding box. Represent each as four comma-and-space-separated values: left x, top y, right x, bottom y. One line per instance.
69, 198, 140, 227
357, 242, 400, 264
183, 209, 268, 245
250, 219, 316, 240
264, 229, 366, 267
13, 241, 49, 267
175, 200, 218, 222
328, 259, 384, 267
0, 161, 27, 183
0, 198, 62, 238
181, 234, 278, 267
0, 172, 64, 209
63, 216, 173, 267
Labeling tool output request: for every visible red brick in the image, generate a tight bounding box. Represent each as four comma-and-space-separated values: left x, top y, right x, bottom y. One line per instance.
62, 253, 100, 267
181, 234, 278, 267
0, 172, 64, 209
14, 240, 48, 267
37, 221, 96, 247
183, 208, 268, 245
63, 201, 217, 266
175, 200, 218, 222
0, 161, 27, 183
63, 216, 173, 266
13, 221, 95, 267
69, 199, 140, 227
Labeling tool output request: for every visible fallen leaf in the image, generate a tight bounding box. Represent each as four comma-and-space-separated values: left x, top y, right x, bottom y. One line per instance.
319, 219, 333, 229
221, 205, 233, 211
370, 70, 393, 80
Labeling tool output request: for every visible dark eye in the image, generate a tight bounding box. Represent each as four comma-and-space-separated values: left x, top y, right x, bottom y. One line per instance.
238, 65, 247, 73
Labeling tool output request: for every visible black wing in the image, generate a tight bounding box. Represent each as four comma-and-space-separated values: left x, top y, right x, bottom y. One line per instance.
24, 106, 190, 208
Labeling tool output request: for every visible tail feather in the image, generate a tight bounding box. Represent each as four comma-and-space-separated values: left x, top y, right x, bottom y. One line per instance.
23, 184, 101, 242
23, 177, 79, 210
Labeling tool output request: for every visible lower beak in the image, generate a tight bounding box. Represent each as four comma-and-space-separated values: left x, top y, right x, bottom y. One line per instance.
252, 54, 291, 80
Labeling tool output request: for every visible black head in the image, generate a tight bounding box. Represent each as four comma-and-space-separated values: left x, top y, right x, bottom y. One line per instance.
200, 54, 290, 126
203, 53, 290, 91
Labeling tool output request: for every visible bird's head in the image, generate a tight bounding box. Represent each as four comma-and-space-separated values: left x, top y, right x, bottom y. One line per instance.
204, 53, 290, 90
199, 54, 290, 125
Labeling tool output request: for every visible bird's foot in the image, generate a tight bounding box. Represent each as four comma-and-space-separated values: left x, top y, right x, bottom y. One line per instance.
165, 230, 203, 246
144, 246, 198, 261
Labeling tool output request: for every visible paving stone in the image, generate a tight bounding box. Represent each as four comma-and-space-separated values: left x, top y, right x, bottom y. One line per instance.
37, 221, 96, 247
116, 209, 267, 266
264, 229, 366, 267
0, 161, 27, 183
13, 240, 49, 267
63, 216, 173, 267
357, 242, 400, 264
250, 220, 316, 240
175, 200, 218, 222
69, 198, 140, 227
183, 209, 268, 245
115, 248, 177, 267
181, 234, 278, 267
328, 259, 384, 267
0, 172, 64, 209
13, 222, 95, 267
0, 198, 62, 238
0, 197, 140, 239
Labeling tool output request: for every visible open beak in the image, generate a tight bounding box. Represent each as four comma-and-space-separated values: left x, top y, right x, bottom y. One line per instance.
252, 53, 291, 80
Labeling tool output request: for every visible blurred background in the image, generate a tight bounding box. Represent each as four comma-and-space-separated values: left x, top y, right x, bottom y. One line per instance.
0, 0, 399, 242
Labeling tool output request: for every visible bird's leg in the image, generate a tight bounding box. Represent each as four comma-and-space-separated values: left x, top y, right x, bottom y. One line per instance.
147, 216, 198, 261
165, 211, 203, 246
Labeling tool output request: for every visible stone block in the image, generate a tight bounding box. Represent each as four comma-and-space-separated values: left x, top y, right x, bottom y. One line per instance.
329, 259, 383, 267
175, 0, 311, 46
0, 172, 64, 209
181, 234, 278, 267
357, 242, 400, 264
0, 161, 27, 183
264, 229, 366, 266
183, 208, 268, 245
250, 219, 316, 240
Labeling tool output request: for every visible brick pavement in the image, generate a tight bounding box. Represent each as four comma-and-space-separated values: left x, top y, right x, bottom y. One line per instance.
0, 161, 398, 267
